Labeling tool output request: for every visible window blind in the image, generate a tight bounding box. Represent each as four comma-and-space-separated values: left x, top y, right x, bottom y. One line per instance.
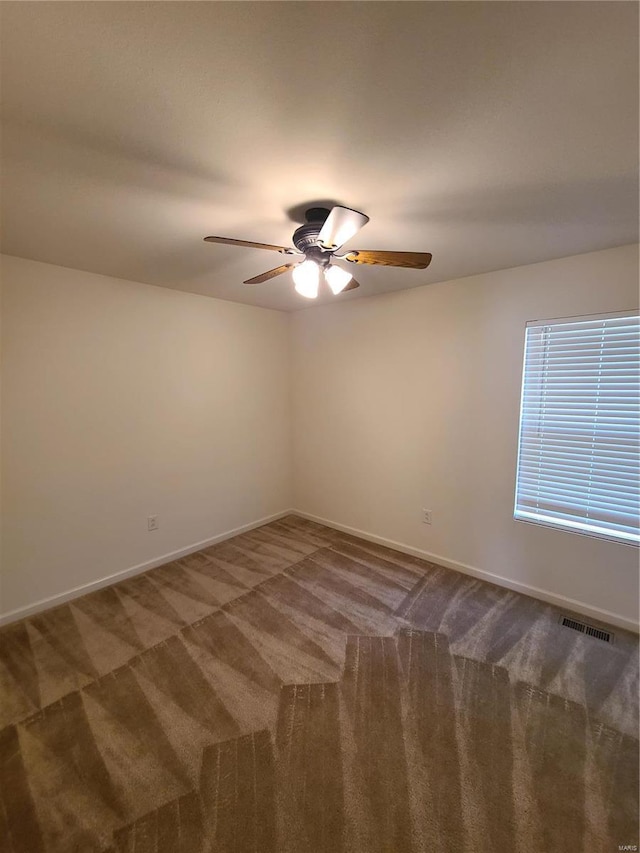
514, 311, 640, 545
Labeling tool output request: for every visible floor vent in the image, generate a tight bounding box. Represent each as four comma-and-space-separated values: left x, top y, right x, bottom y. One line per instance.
560, 615, 613, 644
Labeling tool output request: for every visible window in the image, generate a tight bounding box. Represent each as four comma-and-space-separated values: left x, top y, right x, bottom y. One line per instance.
514, 311, 640, 545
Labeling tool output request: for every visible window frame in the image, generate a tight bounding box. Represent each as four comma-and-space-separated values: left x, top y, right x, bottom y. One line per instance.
513, 308, 640, 547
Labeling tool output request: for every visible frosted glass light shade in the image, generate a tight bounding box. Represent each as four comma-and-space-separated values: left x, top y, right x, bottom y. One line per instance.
317, 206, 370, 249
325, 265, 353, 295
292, 260, 319, 298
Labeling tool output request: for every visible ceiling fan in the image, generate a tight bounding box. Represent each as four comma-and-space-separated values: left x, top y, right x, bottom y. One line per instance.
204, 205, 432, 299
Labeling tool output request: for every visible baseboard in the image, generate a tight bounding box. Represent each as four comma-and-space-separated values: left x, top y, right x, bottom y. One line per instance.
4, 506, 636, 635
0, 509, 294, 626
292, 510, 640, 635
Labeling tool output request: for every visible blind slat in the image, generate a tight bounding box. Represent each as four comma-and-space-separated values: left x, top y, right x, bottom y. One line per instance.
518, 474, 639, 497
518, 459, 639, 481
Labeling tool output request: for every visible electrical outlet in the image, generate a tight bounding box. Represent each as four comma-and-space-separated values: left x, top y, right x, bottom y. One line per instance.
147, 515, 159, 531
422, 509, 432, 525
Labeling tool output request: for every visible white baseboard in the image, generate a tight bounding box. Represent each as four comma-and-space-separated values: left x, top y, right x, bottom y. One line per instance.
4, 506, 637, 635
0, 509, 294, 627
292, 510, 640, 635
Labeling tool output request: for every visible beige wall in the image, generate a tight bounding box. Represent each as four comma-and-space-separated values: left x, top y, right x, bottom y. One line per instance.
2, 246, 638, 628
1, 255, 292, 618
291, 244, 639, 629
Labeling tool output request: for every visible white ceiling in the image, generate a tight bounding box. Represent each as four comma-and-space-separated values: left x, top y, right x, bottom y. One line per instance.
1, 2, 637, 312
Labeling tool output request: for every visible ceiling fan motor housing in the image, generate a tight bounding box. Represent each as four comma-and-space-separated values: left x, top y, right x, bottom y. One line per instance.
292, 207, 332, 261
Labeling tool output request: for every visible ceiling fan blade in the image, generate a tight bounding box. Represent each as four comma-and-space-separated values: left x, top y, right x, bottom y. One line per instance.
344, 250, 432, 269
204, 235, 292, 253
342, 277, 360, 292
243, 263, 298, 285
317, 206, 370, 250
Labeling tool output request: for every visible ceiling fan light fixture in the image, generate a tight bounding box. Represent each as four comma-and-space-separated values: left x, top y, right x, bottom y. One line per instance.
324, 265, 353, 295
292, 259, 320, 298
203, 203, 432, 299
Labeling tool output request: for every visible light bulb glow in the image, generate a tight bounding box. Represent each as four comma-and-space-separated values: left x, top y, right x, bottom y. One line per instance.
324, 265, 353, 295
292, 260, 319, 298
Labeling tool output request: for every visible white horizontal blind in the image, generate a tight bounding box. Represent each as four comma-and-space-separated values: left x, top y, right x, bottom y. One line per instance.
514, 311, 640, 545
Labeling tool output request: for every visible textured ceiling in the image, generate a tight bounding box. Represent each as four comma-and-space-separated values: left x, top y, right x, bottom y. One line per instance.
0, 2, 638, 312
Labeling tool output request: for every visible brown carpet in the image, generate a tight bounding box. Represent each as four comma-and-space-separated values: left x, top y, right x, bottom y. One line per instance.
0, 515, 638, 852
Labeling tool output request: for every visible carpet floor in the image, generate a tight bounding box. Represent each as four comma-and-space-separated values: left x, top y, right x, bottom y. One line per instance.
0, 515, 638, 852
